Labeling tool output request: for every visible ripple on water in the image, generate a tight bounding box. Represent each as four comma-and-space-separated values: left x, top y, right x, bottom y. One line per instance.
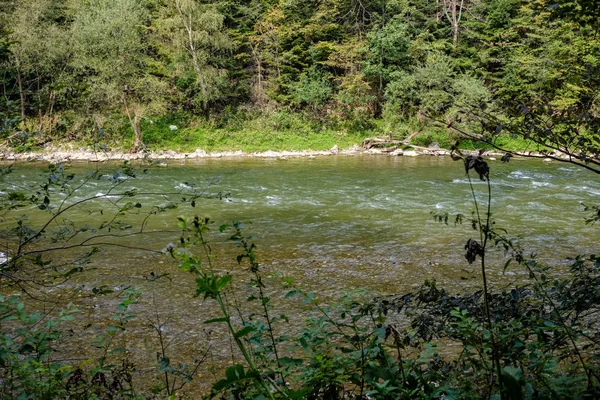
265, 195, 282, 205
508, 170, 554, 181
526, 201, 551, 210
175, 182, 192, 190
290, 198, 323, 206
554, 193, 580, 200
531, 181, 555, 188
566, 185, 600, 197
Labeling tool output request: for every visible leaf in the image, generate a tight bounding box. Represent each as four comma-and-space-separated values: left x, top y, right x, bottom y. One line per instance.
501, 366, 524, 400
219, 224, 230, 232
501, 153, 512, 163
204, 317, 229, 324
503, 258, 512, 272
285, 290, 301, 298
110, 347, 126, 354
216, 275, 232, 290
234, 325, 255, 339
464, 239, 483, 264
279, 357, 303, 366
226, 364, 245, 381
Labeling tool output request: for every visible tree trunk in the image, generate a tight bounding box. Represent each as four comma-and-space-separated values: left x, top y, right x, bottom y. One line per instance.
17, 68, 25, 118
442, 0, 465, 48
132, 114, 142, 153
123, 94, 143, 153
176, 0, 208, 103
250, 42, 267, 107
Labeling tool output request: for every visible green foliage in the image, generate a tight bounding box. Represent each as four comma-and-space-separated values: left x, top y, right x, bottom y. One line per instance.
363, 15, 412, 90
1, 2, 600, 396
0, 295, 78, 399
151, 0, 234, 112
291, 69, 333, 112
385, 52, 490, 120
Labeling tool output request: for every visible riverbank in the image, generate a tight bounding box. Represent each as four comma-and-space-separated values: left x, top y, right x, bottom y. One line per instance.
0, 144, 565, 165
0, 143, 459, 163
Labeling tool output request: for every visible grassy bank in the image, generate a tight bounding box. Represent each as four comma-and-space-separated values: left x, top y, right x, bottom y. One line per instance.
9, 111, 536, 155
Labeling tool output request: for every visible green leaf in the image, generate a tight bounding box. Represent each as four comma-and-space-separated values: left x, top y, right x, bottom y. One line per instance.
111, 347, 126, 354
234, 325, 255, 339
279, 357, 303, 366
204, 317, 229, 324
285, 290, 301, 298
501, 366, 524, 400
216, 275, 232, 290
224, 364, 245, 382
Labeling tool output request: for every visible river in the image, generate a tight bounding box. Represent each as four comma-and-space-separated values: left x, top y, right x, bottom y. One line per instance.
1, 155, 598, 395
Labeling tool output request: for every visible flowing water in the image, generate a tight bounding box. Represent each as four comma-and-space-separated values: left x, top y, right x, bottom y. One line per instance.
1, 155, 598, 394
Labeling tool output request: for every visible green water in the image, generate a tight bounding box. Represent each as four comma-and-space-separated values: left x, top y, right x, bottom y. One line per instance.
1, 155, 598, 394
3, 155, 599, 290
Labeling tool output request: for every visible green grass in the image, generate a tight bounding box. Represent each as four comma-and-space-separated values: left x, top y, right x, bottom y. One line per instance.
139, 111, 373, 153
42, 111, 542, 154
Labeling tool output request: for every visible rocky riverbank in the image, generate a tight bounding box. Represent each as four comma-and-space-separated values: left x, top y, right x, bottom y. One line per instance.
0, 143, 456, 163
0, 142, 565, 165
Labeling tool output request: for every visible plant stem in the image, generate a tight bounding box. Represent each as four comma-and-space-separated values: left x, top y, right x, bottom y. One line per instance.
467, 172, 504, 400
197, 228, 277, 400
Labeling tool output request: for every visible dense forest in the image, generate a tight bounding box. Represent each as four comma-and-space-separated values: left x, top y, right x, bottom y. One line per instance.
0, 0, 598, 152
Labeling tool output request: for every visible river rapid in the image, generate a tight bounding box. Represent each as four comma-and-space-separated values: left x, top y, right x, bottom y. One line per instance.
1, 155, 598, 395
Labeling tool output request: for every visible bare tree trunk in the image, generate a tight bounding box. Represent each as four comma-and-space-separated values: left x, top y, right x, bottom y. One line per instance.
175, 0, 207, 103
453, 20, 459, 46
132, 114, 142, 153
249, 42, 267, 107
442, 0, 466, 48
17, 68, 25, 118
123, 94, 143, 153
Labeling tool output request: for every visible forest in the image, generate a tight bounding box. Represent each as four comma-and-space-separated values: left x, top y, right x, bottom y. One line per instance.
0, 0, 598, 153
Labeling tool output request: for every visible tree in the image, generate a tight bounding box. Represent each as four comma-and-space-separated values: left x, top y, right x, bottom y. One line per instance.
442, 0, 600, 174
70, 0, 166, 152
247, 6, 286, 107
5, 0, 72, 123
152, 0, 233, 114
363, 14, 412, 106
385, 52, 489, 120
440, 0, 469, 47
